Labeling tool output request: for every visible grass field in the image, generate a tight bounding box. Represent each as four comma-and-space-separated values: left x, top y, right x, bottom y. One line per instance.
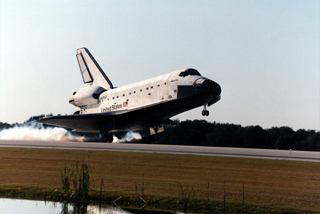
0, 147, 319, 213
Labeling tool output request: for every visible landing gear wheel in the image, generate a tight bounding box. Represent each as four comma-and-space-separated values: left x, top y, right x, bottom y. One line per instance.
106, 135, 113, 143
202, 110, 209, 116
202, 105, 209, 116
141, 128, 152, 144
141, 136, 152, 144
102, 133, 113, 143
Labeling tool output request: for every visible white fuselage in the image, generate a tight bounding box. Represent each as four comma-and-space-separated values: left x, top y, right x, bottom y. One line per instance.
77, 69, 206, 115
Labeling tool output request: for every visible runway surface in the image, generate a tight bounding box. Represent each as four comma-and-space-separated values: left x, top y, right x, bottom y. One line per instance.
0, 139, 319, 162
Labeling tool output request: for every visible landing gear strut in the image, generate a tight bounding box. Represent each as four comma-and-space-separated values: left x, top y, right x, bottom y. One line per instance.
202, 105, 209, 116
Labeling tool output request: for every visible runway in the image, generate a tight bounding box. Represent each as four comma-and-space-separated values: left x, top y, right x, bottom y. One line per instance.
0, 139, 319, 162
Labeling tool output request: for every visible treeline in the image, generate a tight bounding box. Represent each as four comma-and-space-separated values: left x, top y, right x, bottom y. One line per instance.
0, 122, 14, 130
154, 120, 320, 151
0, 114, 52, 130
1, 117, 319, 151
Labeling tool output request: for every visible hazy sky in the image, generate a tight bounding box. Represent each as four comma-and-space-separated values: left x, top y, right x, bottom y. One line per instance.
1, 0, 319, 130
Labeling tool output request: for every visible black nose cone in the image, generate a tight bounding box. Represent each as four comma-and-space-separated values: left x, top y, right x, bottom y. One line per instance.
212, 82, 221, 96
201, 80, 221, 96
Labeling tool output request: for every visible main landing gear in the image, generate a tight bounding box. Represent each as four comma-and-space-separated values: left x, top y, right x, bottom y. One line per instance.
141, 136, 152, 144
102, 133, 113, 143
202, 105, 209, 116
141, 129, 152, 144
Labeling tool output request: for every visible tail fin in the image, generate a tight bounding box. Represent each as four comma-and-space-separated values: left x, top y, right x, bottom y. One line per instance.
76, 47, 113, 90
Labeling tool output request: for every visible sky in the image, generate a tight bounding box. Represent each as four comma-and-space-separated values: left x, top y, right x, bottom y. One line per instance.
0, 0, 319, 131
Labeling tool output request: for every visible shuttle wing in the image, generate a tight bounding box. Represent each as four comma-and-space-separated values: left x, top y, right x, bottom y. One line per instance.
76, 47, 113, 90
38, 99, 182, 134
38, 113, 116, 133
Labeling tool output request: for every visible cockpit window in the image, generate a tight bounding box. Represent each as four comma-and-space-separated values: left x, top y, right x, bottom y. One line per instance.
179, 68, 201, 77
186, 68, 201, 76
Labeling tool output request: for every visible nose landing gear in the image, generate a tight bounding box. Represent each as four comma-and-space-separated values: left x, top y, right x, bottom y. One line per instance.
202, 110, 209, 116
202, 105, 209, 116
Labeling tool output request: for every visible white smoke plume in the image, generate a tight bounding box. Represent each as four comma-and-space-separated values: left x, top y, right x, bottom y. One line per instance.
0, 122, 86, 142
0, 121, 143, 143
113, 132, 142, 143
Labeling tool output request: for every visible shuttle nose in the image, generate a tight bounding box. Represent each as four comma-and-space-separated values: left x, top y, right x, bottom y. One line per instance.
201, 80, 221, 96
211, 82, 221, 96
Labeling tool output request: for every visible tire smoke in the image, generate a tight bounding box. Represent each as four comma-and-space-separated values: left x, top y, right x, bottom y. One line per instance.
113, 132, 142, 143
0, 122, 86, 142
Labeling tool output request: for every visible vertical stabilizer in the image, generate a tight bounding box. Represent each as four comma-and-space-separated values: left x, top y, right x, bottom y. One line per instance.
76, 47, 113, 90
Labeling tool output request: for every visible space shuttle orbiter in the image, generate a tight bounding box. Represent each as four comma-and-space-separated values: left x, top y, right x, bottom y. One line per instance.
38, 47, 221, 143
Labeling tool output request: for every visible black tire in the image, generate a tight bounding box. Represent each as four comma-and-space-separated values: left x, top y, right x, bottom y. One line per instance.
141, 136, 152, 144
102, 133, 113, 143
106, 135, 113, 143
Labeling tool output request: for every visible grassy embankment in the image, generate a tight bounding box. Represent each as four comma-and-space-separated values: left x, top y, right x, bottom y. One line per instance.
0, 147, 319, 213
